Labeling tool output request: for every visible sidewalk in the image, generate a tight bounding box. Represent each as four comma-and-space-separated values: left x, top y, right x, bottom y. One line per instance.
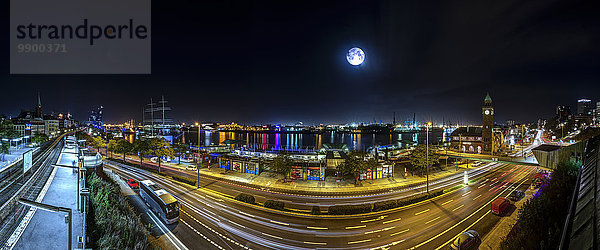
11, 146, 84, 250
192, 163, 469, 194
102, 149, 478, 195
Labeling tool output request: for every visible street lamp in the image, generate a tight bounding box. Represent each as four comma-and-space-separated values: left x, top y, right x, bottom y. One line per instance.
195, 122, 200, 165
18, 198, 72, 250
195, 122, 201, 188
560, 123, 564, 143
426, 122, 431, 194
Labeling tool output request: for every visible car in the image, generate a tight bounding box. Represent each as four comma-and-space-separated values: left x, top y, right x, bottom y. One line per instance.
449, 230, 481, 250
126, 179, 139, 189
509, 190, 524, 201
186, 165, 198, 171
491, 197, 511, 215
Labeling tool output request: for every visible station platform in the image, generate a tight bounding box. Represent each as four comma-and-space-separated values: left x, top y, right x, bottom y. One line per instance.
9, 146, 85, 250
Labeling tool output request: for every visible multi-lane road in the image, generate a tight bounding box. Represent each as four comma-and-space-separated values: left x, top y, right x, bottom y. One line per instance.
103, 130, 543, 249
106, 159, 538, 249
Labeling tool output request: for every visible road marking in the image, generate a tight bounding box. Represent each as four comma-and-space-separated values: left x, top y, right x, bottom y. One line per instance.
415, 209, 430, 216
365, 226, 396, 234
410, 170, 531, 250
441, 199, 453, 206
473, 194, 482, 200
461, 191, 472, 196
382, 217, 402, 224
390, 229, 410, 237
346, 225, 367, 229
269, 220, 289, 226
261, 232, 283, 240
348, 239, 371, 244
228, 220, 246, 228
239, 211, 255, 218
180, 219, 217, 250
150, 211, 189, 250
425, 216, 441, 224
478, 184, 487, 189
304, 241, 327, 245
362, 215, 387, 223
307, 226, 328, 230
452, 204, 464, 212
206, 195, 224, 202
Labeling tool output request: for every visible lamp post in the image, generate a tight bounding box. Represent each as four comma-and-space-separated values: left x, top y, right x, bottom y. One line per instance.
195, 122, 201, 188
426, 122, 431, 194
560, 123, 564, 143
195, 122, 200, 166
18, 198, 72, 250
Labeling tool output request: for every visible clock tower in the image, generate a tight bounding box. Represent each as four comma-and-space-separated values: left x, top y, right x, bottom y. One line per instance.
482, 92, 494, 154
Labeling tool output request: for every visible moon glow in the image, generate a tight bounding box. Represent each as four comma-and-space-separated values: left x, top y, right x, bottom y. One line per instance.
346, 47, 365, 66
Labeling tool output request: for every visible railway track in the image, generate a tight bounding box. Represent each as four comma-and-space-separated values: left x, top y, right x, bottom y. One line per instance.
0, 133, 71, 246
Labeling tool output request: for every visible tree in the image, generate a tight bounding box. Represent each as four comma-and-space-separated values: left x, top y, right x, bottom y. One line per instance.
409, 144, 440, 176
90, 136, 106, 153
114, 139, 132, 162
173, 143, 190, 165
147, 138, 174, 173
0, 142, 8, 162
32, 133, 49, 145
0, 119, 18, 139
339, 150, 378, 184
107, 139, 118, 159
269, 151, 293, 180
0, 119, 17, 162
132, 139, 149, 168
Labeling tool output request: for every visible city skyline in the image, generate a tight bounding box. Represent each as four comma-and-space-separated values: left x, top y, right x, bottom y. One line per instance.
3, 1, 600, 249
2, 0, 599, 124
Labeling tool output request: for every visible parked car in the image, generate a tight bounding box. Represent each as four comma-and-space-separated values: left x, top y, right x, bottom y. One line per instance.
449, 230, 481, 250
491, 197, 510, 215
509, 190, 524, 201
126, 179, 139, 189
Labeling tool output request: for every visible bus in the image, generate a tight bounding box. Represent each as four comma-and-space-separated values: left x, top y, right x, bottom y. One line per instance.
139, 180, 180, 224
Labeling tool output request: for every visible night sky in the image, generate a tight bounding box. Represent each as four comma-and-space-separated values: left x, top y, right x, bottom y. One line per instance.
2, 0, 600, 125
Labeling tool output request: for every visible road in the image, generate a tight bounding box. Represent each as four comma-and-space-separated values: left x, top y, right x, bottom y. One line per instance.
100, 130, 544, 249
106, 160, 537, 249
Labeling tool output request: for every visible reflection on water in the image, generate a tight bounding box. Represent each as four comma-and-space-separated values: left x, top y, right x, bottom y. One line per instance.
182, 130, 444, 151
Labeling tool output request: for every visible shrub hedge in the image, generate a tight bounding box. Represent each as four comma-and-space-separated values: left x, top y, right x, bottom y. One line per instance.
264, 200, 285, 210
235, 193, 256, 204
327, 190, 445, 215
310, 206, 322, 215
173, 176, 197, 186
328, 204, 373, 215
87, 172, 153, 249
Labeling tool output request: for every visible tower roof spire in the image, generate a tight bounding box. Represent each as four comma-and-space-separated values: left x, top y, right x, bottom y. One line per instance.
484, 92, 492, 103
37, 92, 41, 107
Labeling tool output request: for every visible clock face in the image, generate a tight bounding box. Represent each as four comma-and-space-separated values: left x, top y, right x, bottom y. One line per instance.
484, 110, 490, 115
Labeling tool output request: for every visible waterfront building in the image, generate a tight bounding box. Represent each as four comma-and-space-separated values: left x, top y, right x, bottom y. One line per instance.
577, 99, 592, 116
556, 105, 571, 122
450, 93, 499, 154
88, 105, 104, 127
595, 102, 600, 126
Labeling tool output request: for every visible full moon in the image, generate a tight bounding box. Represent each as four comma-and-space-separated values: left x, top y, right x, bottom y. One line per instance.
346, 47, 365, 66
